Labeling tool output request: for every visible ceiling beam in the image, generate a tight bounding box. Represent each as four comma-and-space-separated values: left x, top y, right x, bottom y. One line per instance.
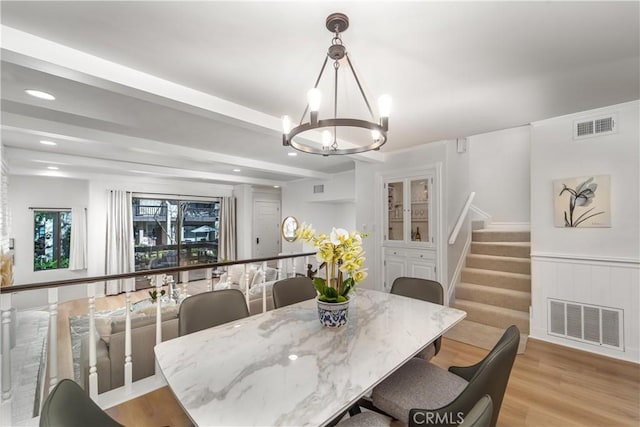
1, 25, 386, 163
1, 112, 333, 180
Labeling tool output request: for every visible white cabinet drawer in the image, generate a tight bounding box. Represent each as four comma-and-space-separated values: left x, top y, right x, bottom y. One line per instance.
384, 248, 407, 258
406, 249, 435, 261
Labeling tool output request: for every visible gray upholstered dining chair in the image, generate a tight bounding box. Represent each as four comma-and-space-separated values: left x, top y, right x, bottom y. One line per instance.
390, 276, 444, 359
272, 276, 317, 309
40, 379, 123, 427
366, 325, 519, 427
178, 289, 249, 336
339, 395, 493, 427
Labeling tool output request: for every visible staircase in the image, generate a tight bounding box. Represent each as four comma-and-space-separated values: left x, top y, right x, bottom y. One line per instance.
446, 229, 531, 353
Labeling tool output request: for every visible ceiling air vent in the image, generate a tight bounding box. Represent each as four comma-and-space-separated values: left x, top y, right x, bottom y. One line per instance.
313, 184, 324, 194
574, 114, 617, 140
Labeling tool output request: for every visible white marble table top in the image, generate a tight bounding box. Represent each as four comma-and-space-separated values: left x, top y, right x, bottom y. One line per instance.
155, 288, 466, 426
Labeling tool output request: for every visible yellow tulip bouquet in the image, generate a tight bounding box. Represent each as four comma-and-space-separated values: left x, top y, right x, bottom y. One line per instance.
296, 224, 367, 303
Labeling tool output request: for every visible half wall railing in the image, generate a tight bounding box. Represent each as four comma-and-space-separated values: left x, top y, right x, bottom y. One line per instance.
0, 251, 315, 425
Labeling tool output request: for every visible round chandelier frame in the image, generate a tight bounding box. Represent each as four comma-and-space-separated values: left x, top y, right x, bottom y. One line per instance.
282, 13, 390, 156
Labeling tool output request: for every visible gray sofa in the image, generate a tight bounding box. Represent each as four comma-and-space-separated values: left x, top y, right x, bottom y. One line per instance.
80, 307, 178, 394
78, 282, 277, 393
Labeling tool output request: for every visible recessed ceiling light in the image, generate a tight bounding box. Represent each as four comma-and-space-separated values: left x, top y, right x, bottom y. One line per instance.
25, 89, 56, 100
287, 152, 298, 157
47, 166, 59, 170
273, 185, 280, 188
288, 354, 298, 361
233, 169, 241, 172
40, 140, 57, 146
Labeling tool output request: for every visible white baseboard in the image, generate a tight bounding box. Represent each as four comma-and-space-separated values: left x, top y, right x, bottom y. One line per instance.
530, 327, 639, 364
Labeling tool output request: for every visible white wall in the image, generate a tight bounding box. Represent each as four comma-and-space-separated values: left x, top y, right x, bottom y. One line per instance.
281, 171, 356, 254
530, 100, 639, 362
469, 126, 531, 225
9, 176, 90, 285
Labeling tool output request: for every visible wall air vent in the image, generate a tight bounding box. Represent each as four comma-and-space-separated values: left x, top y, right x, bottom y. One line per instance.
548, 298, 623, 350
313, 184, 324, 194
573, 114, 617, 140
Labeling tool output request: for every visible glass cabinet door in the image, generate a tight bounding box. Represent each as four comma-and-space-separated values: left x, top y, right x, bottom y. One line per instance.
386, 181, 404, 241
410, 178, 429, 243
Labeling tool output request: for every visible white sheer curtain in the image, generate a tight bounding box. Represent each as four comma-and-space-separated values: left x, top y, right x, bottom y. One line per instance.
218, 196, 236, 261
105, 190, 135, 295
68, 206, 87, 270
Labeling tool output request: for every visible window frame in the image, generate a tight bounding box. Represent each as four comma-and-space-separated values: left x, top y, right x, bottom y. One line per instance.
33, 209, 72, 271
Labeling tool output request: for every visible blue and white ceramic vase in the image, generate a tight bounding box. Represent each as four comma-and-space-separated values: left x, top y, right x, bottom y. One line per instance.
317, 298, 350, 328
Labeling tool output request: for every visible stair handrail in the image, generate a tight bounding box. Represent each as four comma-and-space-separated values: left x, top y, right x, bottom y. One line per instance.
449, 192, 476, 245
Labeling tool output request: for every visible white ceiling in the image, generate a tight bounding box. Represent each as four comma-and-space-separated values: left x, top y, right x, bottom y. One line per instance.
1, 1, 638, 186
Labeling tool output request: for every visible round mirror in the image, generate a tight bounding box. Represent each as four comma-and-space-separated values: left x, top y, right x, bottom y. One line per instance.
281, 216, 299, 242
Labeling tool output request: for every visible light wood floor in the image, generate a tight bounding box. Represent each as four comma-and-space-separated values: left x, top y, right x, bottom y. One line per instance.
103, 337, 640, 427
52, 288, 640, 426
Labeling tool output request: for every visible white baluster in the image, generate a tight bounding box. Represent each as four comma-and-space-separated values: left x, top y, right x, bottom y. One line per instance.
293, 257, 298, 277
205, 268, 213, 292
260, 262, 268, 313
154, 275, 163, 347
87, 283, 98, 399
1, 293, 13, 426
181, 270, 190, 296
124, 280, 132, 392
48, 288, 58, 393
277, 259, 283, 280
305, 256, 310, 277
243, 264, 250, 310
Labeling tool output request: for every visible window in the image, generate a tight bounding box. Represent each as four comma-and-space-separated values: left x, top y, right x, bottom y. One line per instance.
34, 210, 72, 271
132, 197, 219, 272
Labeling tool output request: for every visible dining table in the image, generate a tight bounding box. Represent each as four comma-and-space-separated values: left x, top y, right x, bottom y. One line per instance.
154, 288, 466, 426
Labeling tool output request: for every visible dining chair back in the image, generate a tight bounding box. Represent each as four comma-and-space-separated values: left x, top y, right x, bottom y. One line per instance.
40, 379, 123, 427
390, 277, 444, 356
179, 289, 249, 336
273, 277, 317, 308
460, 395, 493, 427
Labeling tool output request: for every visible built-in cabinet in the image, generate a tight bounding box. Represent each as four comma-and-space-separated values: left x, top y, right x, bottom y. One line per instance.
381, 168, 438, 292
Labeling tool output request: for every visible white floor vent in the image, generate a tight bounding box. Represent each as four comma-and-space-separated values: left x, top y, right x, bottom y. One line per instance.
548, 298, 623, 350
573, 114, 617, 139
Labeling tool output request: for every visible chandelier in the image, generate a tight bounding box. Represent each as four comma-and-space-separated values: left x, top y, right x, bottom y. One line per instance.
282, 13, 391, 156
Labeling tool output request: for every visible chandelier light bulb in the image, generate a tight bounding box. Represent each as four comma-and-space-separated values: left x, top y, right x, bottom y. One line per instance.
378, 94, 392, 117
371, 129, 381, 141
282, 115, 292, 134
307, 88, 322, 112
322, 130, 332, 148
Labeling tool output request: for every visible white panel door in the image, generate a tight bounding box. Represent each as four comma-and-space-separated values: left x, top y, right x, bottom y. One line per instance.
252, 200, 281, 258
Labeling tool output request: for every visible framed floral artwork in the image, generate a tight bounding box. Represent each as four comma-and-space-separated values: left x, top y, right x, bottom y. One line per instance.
553, 175, 611, 228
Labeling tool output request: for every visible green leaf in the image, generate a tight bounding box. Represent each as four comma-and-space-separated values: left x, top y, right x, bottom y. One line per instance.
313, 277, 326, 295
324, 287, 339, 299
336, 295, 347, 303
